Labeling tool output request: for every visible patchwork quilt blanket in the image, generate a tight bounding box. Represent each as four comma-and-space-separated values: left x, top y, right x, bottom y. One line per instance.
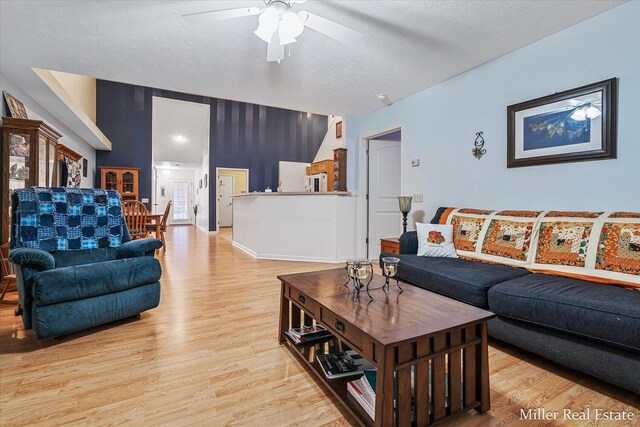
15, 187, 124, 251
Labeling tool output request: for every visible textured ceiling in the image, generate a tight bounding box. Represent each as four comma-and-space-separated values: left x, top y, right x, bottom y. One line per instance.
152, 97, 210, 165
0, 0, 624, 132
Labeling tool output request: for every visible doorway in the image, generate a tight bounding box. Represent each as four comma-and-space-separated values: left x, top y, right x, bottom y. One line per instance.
215, 168, 249, 233
170, 179, 193, 225
367, 129, 401, 259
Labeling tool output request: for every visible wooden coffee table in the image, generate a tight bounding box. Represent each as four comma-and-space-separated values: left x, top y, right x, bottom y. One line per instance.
278, 268, 495, 427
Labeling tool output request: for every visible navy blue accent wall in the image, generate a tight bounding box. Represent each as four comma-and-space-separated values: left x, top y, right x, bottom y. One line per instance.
95, 80, 327, 231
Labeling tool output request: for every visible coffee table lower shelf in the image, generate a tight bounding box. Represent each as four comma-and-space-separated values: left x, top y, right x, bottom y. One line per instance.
283, 336, 374, 427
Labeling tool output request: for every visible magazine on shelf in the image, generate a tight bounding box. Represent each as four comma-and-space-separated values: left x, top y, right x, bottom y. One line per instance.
316, 350, 374, 379
288, 324, 328, 339
285, 325, 333, 345
347, 378, 375, 420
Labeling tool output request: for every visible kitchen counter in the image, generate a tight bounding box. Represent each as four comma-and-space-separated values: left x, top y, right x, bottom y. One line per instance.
231, 192, 357, 263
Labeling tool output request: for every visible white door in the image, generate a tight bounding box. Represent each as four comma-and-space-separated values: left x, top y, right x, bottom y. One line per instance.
368, 140, 401, 258
171, 179, 192, 225
218, 175, 234, 227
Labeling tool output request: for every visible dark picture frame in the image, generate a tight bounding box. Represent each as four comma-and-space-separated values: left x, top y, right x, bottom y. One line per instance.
82, 159, 88, 177
507, 78, 617, 168
336, 120, 343, 138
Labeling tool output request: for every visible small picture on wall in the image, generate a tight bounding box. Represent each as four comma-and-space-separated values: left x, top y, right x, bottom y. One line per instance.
336, 120, 343, 138
507, 78, 617, 168
204, 174, 208, 188
83, 159, 88, 177
199, 179, 203, 189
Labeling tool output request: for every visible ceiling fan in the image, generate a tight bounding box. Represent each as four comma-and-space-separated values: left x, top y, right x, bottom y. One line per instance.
182, 0, 363, 63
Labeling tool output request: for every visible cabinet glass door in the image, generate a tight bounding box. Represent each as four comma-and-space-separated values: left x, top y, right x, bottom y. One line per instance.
38, 137, 47, 186
8, 133, 31, 191
104, 171, 118, 191
48, 141, 56, 186
8, 133, 31, 242
122, 171, 134, 194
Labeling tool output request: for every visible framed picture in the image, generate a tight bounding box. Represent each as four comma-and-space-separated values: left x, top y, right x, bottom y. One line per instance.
3, 91, 28, 119
507, 78, 617, 168
82, 159, 88, 177
336, 120, 343, 138
199, 179, 203, 189
204, 173, 208, 188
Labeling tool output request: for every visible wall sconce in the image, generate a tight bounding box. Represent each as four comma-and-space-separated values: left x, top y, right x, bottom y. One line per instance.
472, 131, 486, 160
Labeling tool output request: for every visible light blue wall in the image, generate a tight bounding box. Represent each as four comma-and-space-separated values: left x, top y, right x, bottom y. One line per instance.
349, 2, 639, 223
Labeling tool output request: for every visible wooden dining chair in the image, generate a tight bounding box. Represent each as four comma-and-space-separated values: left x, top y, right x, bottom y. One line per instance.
123, 200, 148, 240
147, 201, 172, 251
159, 201, 172, 251
0, 243, 18, 305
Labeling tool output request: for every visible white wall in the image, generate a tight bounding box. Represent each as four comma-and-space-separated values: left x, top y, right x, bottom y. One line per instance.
1, 73, 96, 188
194, 152, 210, 232
313, 115, 344, 162
348, 2, 640, 237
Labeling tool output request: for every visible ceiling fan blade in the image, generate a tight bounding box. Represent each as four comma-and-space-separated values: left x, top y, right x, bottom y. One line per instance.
299, 11, 362, 44
182, 7, 262, 24
267, 35, 285, 63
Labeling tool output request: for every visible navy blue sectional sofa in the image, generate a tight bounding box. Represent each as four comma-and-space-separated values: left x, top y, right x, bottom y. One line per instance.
382, 224, 640, 394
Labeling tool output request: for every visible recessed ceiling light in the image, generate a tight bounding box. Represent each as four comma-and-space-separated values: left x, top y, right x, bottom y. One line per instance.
174, 134, 187, 143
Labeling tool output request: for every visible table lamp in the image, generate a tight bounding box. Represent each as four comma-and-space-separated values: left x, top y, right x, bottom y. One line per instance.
398, 196, 413, 234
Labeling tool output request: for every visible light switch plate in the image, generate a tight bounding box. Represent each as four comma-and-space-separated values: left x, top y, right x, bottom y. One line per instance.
141, 198, 149, 203
411, 159, 420, 167
413, 193, 423, 203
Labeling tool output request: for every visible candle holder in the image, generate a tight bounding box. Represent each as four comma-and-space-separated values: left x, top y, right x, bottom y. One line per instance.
343, 259, 374, 301
381, 257, 403, 295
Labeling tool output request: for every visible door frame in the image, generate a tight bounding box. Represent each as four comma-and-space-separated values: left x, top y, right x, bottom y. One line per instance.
169, 178, 194, 225
363, 126, 403, 259
215, 167, 249, 233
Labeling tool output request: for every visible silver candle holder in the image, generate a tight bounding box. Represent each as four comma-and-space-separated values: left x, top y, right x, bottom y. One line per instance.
344, 259, 373, 301
381, 257, 403, 294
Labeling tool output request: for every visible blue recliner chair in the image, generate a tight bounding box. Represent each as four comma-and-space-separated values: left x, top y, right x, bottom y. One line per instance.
8, 187, 162, 340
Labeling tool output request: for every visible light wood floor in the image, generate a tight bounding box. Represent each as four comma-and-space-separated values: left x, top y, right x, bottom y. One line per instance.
0, 227, 637, 426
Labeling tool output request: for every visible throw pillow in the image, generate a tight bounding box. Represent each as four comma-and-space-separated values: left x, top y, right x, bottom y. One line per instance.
416, 223, 458, 258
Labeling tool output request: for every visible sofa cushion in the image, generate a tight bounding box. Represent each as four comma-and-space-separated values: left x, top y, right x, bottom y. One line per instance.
32, 257, 162, 305
488, 274, 640, 352
389, 254, 531, 307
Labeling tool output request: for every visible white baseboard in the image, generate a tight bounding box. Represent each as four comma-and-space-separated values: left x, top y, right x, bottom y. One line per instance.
231, 241, 348, 264
232, 241, 258, 258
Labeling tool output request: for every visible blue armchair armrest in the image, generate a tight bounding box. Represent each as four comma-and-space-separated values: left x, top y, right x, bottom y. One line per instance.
399, 231, 418, 255
117, 238, 163, 259
9, 248, 56, 271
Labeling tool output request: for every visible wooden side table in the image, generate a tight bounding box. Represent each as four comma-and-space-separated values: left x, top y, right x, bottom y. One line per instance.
380, 237, 400, 255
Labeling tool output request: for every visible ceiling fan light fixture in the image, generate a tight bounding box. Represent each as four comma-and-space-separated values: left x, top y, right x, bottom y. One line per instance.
254, 5, 279, 42
280, 10, 304, 38
255, 24, 275, 43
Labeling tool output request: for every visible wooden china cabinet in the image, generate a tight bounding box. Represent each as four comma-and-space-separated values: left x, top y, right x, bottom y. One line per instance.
1, 117, 61, 246
99, 167, 139, 201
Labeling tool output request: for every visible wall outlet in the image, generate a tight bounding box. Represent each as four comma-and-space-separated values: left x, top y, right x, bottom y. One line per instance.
411, 159, 420, 167
413, 193, 423, 203
141, 198, 149, 203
